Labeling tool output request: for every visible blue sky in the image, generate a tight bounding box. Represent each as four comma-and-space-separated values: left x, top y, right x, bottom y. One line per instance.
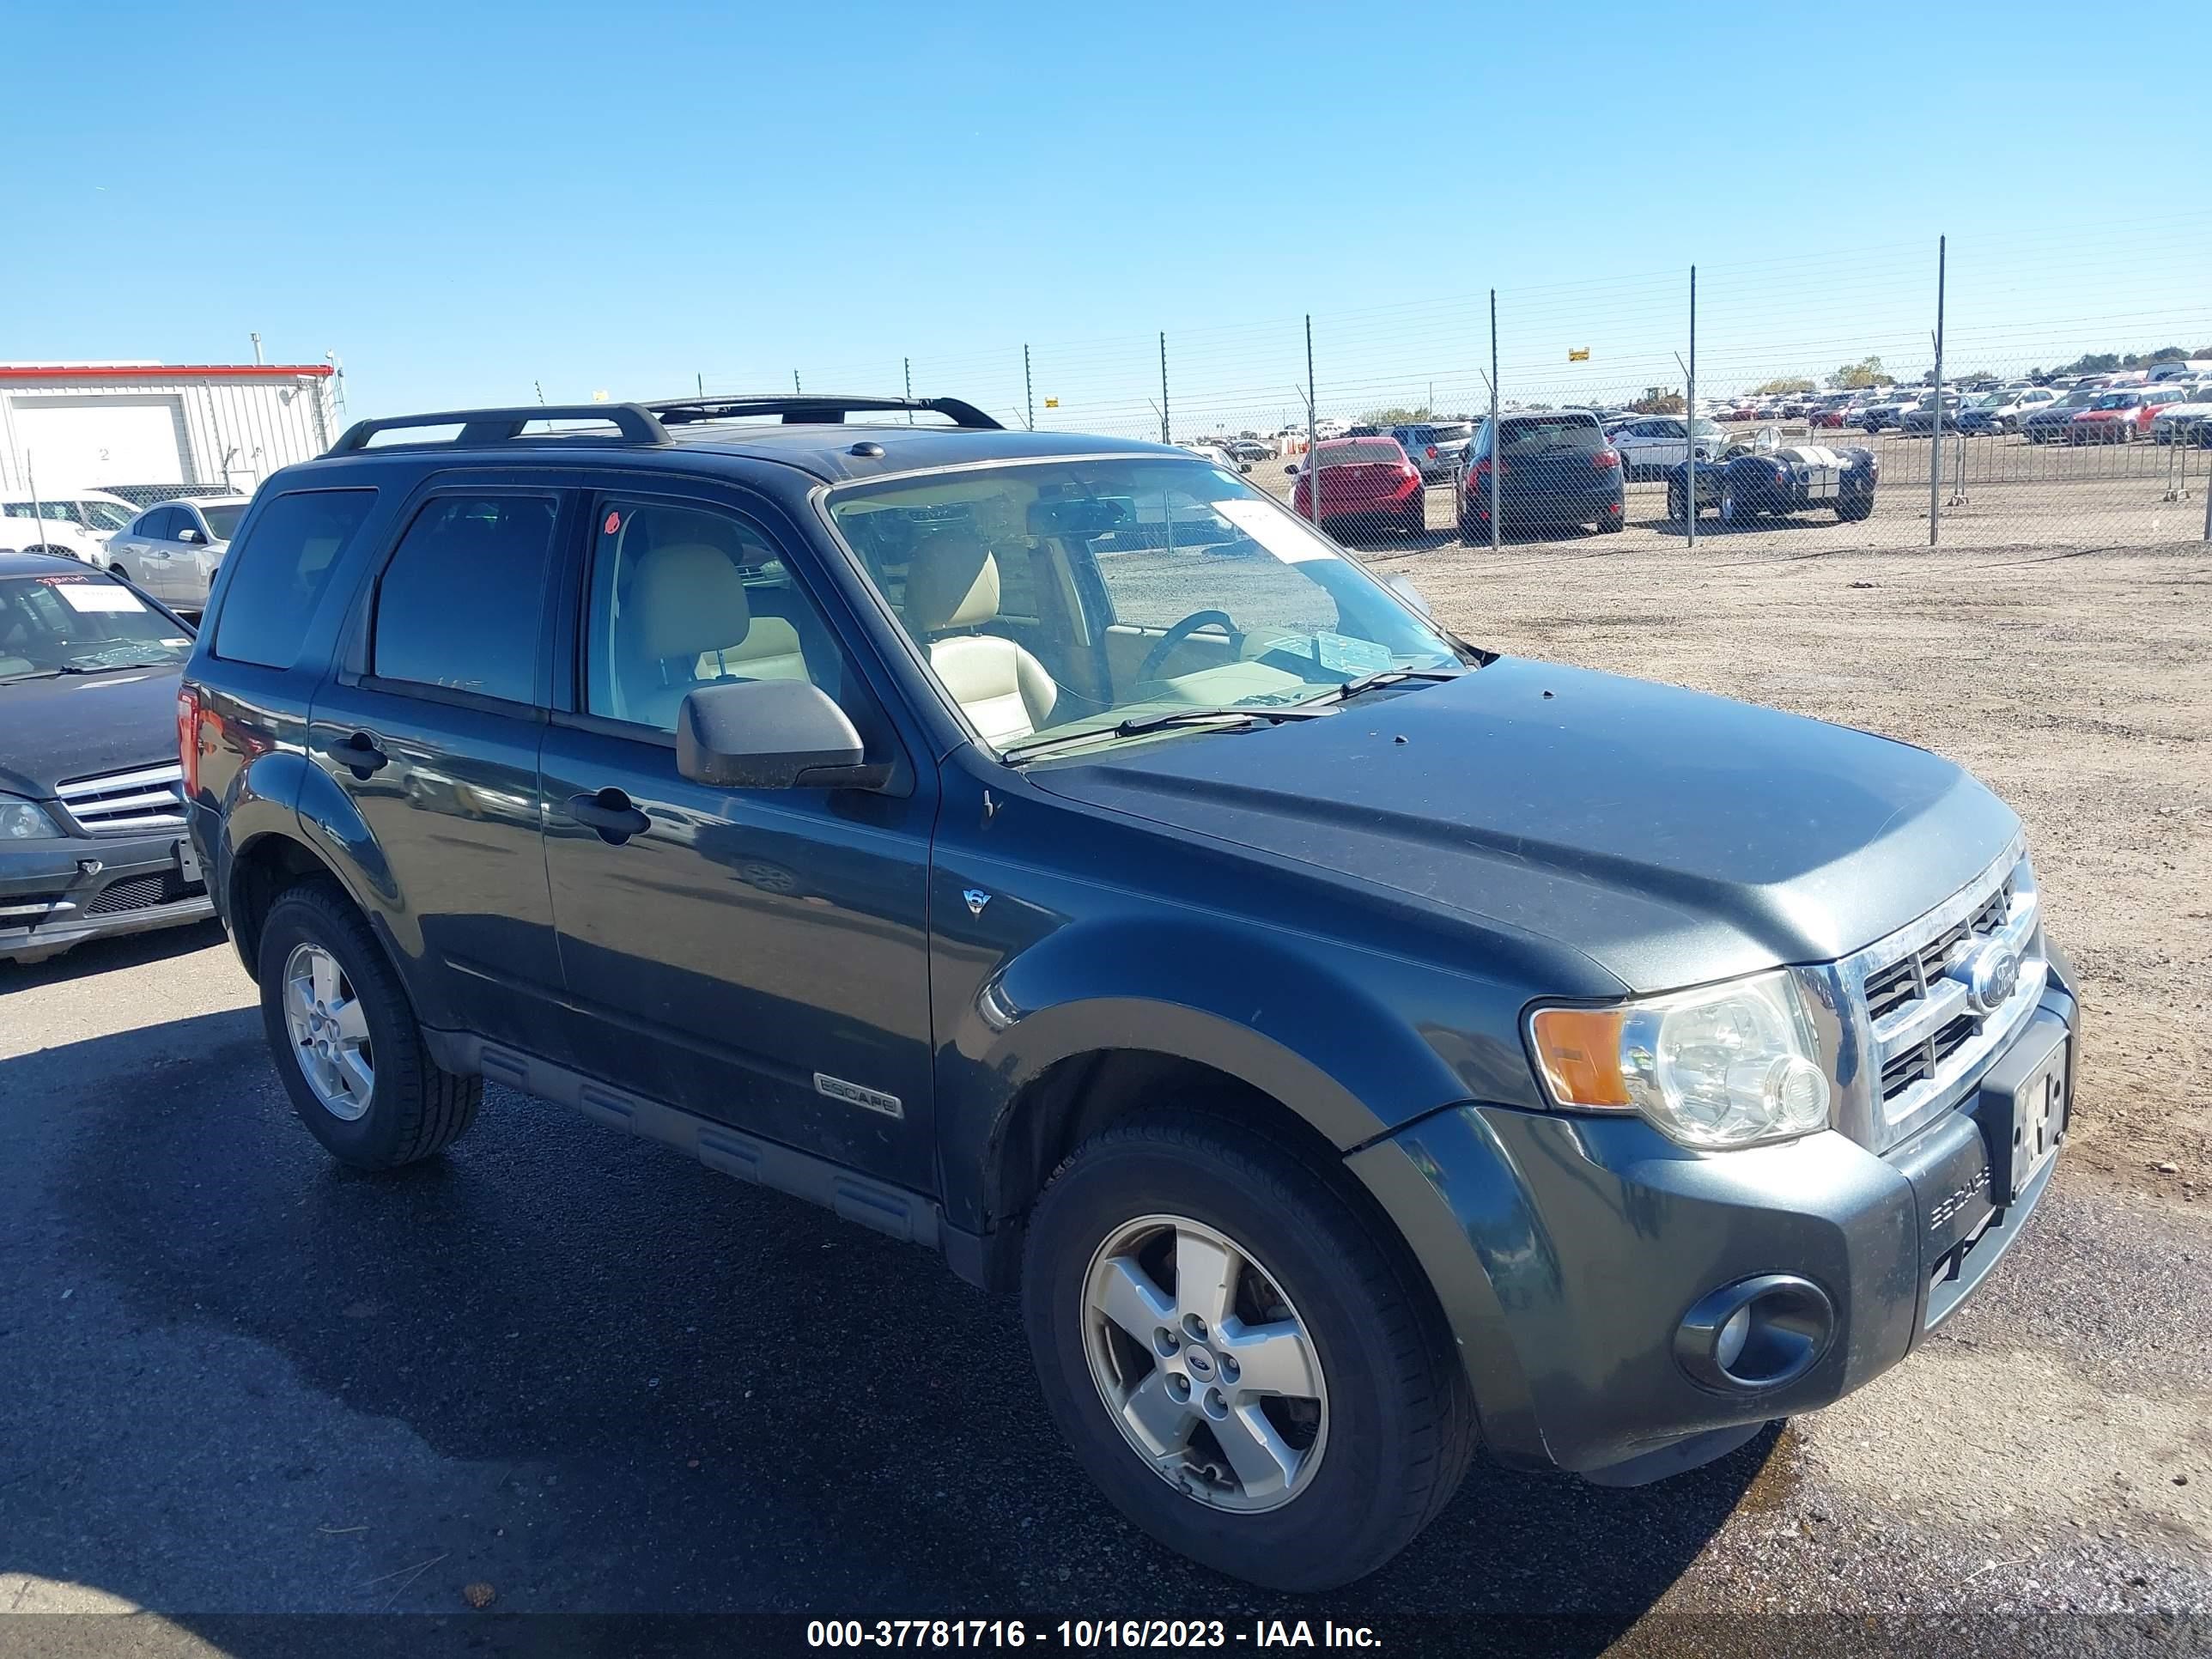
11, 1, 2209, 433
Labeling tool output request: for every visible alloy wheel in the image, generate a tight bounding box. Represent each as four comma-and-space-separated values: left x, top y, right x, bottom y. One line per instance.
1079, 1214, 1328, 1513
282, 942, 374, 1121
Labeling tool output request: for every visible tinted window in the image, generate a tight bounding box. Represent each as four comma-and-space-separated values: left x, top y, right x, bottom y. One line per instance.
201, 502, 246, 540
210, 489, 378, 668
141, 506, 179, 539
1499, 417, 1604, 456
585, 497, 848, 732
371, 495, 557, 704
1316, 440, 1405, 467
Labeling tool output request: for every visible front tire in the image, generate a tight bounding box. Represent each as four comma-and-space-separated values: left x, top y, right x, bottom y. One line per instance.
1022, 1115, 1473, 1591
257, 881, 481, 1170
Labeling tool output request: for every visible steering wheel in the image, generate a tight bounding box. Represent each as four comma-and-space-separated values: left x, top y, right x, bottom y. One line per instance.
1135, 611, 1243, 683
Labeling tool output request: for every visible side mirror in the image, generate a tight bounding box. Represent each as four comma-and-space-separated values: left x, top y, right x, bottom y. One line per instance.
1283, 463, 1298, 476
676, 679, 888, 790
177, 526, 204, 544
1384, 574, 1433, 617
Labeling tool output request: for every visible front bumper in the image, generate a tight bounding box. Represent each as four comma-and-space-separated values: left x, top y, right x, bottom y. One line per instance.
1348, 957, 2077, 1482
0, 830, 213, 963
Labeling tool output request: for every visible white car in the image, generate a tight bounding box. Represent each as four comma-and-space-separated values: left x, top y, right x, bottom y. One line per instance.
102, 495, 252, 611
1610, 416, 1726, 480
0, 490, 143, 564
1177, 441, 1247, 474
2150, 392, 2212, 446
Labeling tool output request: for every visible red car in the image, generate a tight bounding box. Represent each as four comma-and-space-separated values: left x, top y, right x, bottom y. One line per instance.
1290, 436, 1427, 538
2068, 388, 2185, 443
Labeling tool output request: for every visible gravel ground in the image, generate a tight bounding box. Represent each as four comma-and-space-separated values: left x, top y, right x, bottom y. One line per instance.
2, 535, 2209, 1656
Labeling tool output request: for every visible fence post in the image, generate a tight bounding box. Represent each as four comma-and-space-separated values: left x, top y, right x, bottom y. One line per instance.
1929, 235, 1946, 546
1305, 314, 1320, 530
1158, 331, 1170, 444
1024, 344, 1034, 431
1686, 267, 1698, 550
1488, 289, 1500, 554
793, 369, 802, 396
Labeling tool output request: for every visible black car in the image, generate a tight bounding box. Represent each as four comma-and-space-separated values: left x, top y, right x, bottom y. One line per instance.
1456, 410, 1626, 538
1666, 436, 1879, 526
1, 552, 213, 963
183, 394, 2074, 1591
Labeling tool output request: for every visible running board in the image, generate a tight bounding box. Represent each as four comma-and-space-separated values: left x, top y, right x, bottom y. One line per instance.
426, 1030, 957, 1260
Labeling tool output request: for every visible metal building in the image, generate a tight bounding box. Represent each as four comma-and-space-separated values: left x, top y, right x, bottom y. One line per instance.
0, 362, 343, 497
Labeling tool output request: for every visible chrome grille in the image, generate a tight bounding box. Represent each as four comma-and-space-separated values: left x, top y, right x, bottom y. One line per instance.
1831, 841, 2045, 1149
54, 763, 187, 836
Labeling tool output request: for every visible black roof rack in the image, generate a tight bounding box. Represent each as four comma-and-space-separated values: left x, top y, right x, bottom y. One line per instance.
328, 403, 669, 453
645, 394, 1003, 430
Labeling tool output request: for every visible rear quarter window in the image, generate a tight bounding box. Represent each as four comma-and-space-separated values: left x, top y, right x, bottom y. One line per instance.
210, 489, 379, 669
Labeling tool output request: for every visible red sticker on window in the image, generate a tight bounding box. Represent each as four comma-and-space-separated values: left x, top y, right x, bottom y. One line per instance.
603, 510, 621, 535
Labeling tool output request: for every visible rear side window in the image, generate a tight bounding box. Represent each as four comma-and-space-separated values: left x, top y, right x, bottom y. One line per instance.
371, 494, 559, 705
212, 489, 379, 668
140, 506, 179, 539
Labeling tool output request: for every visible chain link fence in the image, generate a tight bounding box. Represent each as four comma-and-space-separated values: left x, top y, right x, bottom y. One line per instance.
703, 212, 2212, 554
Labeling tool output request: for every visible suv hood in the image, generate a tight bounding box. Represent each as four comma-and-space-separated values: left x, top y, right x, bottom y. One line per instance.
0, 666, 183, 799
1028, 659, 2020, 993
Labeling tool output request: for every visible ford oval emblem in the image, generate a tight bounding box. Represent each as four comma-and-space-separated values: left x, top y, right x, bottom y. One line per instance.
1964, 942, 2021, 1016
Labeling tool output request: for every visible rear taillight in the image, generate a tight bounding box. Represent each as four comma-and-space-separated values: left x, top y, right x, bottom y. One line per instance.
177, 685, 201, 798
1595, 447, 1620, 471
1400, 463, 1419, 483
1425, 446, 1438, 459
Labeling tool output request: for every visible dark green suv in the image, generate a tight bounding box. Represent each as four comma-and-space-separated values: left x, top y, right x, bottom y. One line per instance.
181, 395, 2077, 1590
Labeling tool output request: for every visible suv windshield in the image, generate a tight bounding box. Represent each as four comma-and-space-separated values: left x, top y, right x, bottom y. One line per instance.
0, 571, 191, 680
826, 456, 1464, 759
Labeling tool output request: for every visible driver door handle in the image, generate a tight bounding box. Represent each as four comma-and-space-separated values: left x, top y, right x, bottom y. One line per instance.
325, 732, 387, 778
568, 787, 652, 845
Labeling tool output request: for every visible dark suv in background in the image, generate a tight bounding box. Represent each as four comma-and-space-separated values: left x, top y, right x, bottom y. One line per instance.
182, 395, 2076, 1591
1457, 410, 1626, 538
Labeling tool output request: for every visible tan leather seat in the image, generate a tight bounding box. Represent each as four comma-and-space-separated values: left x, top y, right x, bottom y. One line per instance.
619, 542, 757, 729
903, 532, 1056, 744
699, 614, 807, 684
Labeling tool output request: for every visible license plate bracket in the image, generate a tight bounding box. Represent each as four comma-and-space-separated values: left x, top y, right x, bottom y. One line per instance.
175, 836, 202, 885
1972, 1014, 2069, 1206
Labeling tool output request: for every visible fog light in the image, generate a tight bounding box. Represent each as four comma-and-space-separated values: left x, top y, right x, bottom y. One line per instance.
1674, 1274, 1834, 1394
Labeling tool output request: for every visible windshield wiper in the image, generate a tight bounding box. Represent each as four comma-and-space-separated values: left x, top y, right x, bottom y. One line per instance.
1329, 666, 1467, 702
1000, 704, 1331, 764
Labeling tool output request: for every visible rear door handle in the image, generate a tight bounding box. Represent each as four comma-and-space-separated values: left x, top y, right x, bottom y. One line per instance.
326, 732, 387, 778
568, 787, 651, 845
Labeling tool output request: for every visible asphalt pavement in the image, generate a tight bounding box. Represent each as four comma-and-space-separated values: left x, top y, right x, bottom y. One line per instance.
2, 922, 2208, 1658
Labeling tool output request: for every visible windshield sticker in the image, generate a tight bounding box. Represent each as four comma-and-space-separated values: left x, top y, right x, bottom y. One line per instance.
161, 636, 191, 647
52, 583, 143, 613
1209, 498, 1340, 565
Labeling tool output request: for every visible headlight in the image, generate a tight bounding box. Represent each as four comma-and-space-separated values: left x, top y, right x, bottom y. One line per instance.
1528, 969, 1832, 1150
0, 795, 66, 842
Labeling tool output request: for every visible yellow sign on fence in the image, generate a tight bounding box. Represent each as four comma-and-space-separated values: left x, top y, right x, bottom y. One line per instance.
1044, 398, 1059, 408
1568, 348, 1590, 362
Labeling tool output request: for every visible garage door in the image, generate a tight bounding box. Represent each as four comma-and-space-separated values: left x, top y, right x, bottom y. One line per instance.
9, 395, 189, 488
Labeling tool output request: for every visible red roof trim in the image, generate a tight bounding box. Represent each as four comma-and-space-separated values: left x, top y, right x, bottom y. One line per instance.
0, 363, 336, 381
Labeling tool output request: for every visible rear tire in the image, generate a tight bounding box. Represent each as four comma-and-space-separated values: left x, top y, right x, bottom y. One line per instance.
256, 881, 480, 1170
1021, 1114, 1474, 1592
